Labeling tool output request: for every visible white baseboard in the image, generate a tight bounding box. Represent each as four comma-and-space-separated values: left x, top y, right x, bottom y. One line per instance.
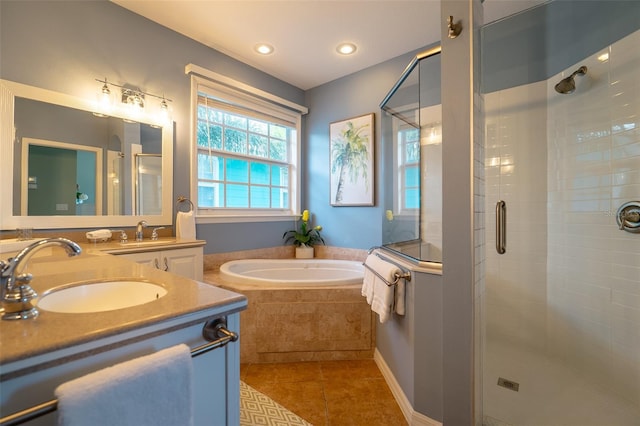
374, 349, 442, 426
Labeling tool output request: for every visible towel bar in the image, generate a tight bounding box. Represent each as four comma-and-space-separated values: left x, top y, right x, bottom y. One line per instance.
176, 196, 194, 212
0, 319, 238, 426
364, 248, 412, 286
363, 263, 405, 286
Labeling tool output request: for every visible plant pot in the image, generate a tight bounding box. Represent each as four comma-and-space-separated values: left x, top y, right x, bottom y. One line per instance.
295, 245, 314, 259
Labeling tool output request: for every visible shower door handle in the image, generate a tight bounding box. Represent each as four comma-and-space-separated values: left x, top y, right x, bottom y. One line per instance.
496, 201, 506, 254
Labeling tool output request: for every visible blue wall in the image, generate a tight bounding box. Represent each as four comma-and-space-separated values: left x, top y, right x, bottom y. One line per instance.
1, 0, 303, 252
482, 0, 640, 93
1, 0, 429, 253
303, 48, 425, 250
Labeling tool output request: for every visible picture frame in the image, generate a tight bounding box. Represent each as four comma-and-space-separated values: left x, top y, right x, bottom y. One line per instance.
329, 113, 375, 206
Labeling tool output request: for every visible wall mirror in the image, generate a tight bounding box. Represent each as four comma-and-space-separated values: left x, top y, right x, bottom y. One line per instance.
0, 79, 173, 230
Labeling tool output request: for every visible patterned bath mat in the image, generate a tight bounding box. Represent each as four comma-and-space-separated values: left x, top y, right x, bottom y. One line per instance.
240, 381, 313, 426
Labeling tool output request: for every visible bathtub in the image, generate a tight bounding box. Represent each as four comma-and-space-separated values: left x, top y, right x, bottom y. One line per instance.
212, 258, 374, 363
219, 258, 364, 288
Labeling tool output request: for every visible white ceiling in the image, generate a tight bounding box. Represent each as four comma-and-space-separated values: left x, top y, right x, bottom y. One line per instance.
112, 0, 547, 90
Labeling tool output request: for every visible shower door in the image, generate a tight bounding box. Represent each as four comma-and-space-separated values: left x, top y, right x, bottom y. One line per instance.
134, 153, 162, 215
481, 2, 640, 425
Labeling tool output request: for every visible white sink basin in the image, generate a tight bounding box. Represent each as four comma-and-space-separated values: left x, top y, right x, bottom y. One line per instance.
38, 281, 168, 314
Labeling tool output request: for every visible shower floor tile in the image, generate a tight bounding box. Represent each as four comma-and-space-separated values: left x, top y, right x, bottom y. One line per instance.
484, 338, 640, 425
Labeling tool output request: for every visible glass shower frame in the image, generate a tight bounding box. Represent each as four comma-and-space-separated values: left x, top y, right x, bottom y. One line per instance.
380, 46, 443, 263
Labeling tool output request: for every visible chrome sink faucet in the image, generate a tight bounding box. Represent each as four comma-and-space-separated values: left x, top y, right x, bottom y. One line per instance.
0, 238, 82, 320
151, 227, 165, 240
136, 220, 148, 242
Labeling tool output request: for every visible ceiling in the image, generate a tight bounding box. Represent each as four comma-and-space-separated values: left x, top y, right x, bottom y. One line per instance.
112, 0, 547, 90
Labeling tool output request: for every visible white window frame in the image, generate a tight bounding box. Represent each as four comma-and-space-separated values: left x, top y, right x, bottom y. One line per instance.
397, 124, 420, 214
186, 64, 308, 223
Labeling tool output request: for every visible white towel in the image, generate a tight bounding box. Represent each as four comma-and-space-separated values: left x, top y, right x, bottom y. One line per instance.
362, 254, 389, 304
363, 253, 403, 323
361, 260, 376, 304
55, 344, 193, 426
176, 211, 196, 239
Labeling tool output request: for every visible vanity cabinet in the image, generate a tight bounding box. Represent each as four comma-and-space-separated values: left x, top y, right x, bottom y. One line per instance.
115, 246, 203, 281
1, 313, 242, 426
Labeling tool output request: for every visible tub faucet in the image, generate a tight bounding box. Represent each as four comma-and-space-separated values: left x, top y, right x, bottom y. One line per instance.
136, 220, 148, 242
0, 238, 82, 320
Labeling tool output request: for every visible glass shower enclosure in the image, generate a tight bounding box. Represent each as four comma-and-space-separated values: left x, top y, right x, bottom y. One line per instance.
380, 46, 442, 264
481, 2, 640, 425
380, 1, 639, 424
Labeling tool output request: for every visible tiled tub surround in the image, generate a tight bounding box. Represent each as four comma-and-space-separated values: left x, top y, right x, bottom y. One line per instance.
203, 246, 375, 364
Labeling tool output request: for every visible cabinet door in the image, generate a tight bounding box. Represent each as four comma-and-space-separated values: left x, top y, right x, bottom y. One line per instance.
118, 251, 160, 269
162, 247, 203, 281
114, 247, 203, 280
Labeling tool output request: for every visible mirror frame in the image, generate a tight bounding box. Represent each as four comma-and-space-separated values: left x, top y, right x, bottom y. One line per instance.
1, 79, 173, 230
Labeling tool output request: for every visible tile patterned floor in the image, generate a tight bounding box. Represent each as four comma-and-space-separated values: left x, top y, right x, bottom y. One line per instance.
240, 381, 312, 425
241, 359, 408, 426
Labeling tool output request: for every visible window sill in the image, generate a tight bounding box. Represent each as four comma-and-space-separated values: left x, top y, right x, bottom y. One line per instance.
195, 213, 298, 224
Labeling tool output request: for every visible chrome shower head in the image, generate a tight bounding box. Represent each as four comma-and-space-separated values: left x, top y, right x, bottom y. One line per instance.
554, 66, 588, 94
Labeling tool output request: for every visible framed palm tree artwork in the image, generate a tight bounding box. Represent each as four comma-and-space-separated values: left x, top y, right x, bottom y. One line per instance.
329, 113, 375, 206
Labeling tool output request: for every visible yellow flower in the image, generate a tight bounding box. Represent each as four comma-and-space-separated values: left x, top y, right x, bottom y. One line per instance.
386, 210, 394, 221
282, 209, 325, 247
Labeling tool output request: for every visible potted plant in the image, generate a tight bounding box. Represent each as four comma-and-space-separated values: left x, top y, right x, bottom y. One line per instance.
283, 209, 325, 258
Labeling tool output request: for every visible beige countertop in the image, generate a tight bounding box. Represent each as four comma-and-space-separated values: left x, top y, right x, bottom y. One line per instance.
0, 245, 246, 374
81, 237, 206, 255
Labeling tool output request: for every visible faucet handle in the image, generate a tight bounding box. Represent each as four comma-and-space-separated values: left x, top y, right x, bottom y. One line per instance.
3, 272, 38, 320
15, 272, 33, 285
112, 230, 128, 243
151, 227, 166, 241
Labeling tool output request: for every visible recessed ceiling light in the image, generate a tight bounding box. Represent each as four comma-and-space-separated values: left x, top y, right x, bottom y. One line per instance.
254, 43, 274, 55
336, 42, 357, 56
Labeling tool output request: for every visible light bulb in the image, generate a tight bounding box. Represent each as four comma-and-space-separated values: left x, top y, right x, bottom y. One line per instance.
336, 43, 357, 55
159, 97, 171, 127
94, 79, 113, 116
254, 43, 274, 55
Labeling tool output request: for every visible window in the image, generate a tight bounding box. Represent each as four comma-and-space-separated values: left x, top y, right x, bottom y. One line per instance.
189, 69, 306, 222
196, 96, 293, 210
398, 126, 420, 211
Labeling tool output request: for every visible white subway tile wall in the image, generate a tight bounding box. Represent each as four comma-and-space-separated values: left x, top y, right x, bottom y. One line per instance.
546, 29, 640, 401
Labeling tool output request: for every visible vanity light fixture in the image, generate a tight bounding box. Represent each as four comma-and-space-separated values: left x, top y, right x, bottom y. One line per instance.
100, 79, 111, 101
122, 88, 145, 115
254, 43, 274, 55
336, 42, 357, 56
158, 96, 172, 127
93, 77, 114, 117
94, 78, 173, 125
